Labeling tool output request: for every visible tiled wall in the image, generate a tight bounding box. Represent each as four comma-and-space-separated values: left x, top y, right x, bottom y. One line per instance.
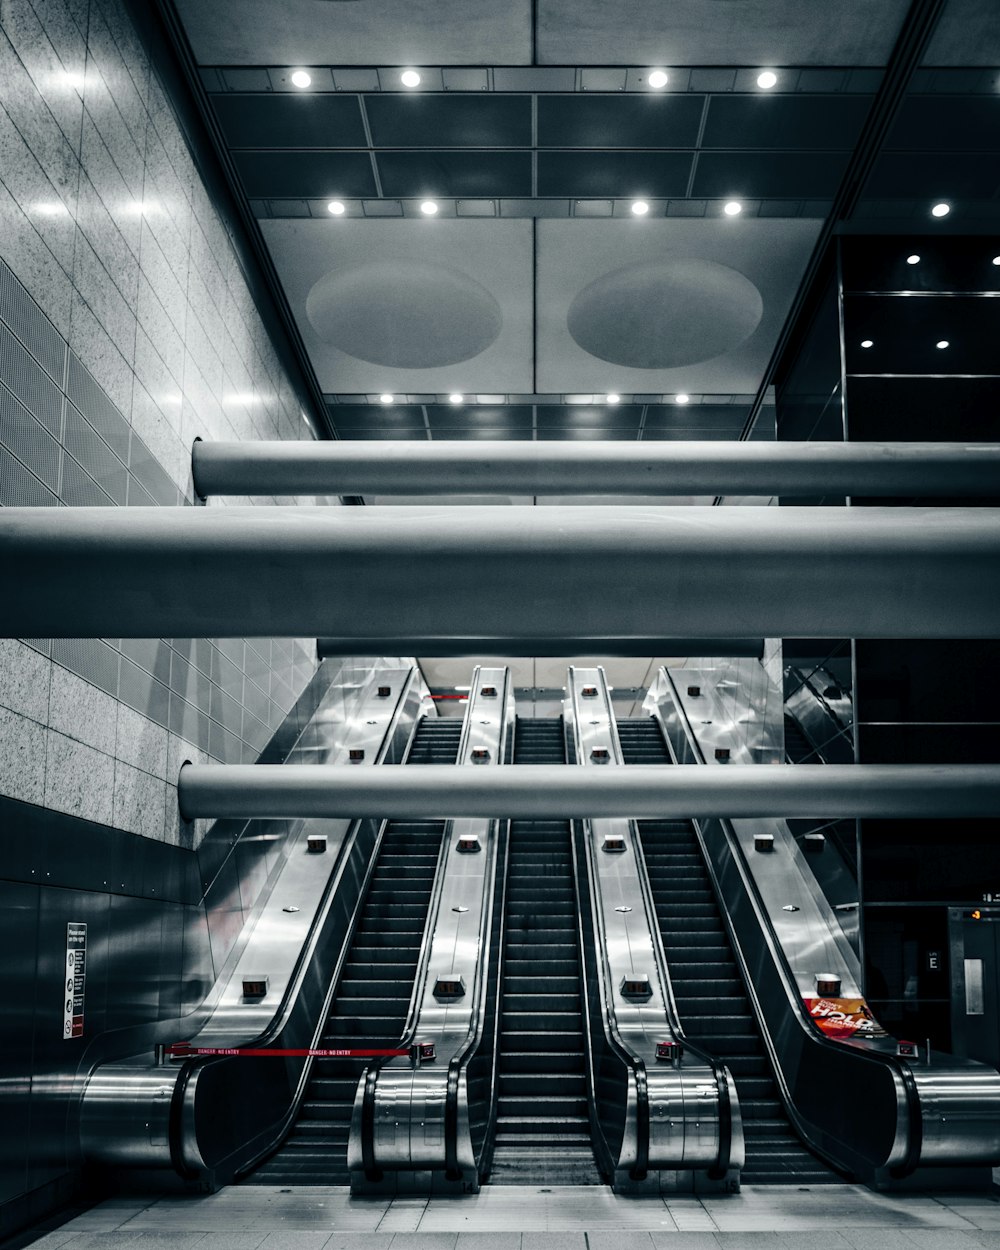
0, 0, 324, 846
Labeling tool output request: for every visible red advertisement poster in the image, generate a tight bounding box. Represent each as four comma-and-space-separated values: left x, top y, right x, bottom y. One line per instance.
803, 996, 889, 1041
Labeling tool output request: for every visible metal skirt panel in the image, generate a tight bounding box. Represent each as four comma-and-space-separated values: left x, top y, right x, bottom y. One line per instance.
192, 440, 1000, 499
3, 506, 1000, 641
177, 763, 1000, 821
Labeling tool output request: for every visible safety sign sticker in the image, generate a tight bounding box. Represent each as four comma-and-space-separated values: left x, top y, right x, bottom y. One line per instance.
63, 923, 87, 1039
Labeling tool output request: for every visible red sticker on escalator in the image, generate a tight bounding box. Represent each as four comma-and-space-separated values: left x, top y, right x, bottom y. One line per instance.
803, 996, 889, 1041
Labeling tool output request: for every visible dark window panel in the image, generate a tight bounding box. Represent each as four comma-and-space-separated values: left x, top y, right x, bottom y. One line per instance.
426, 404, 533, 430
702, 95, 871, 150
886, 96, 1000, 153
536, 404, 642, 431
366, 95, 532, 148
212, 94, 366, 148
429, 428, 533, 441
537, 151, 691, 198
863, 151, 1000, 200
844, 294, 1000, 376
644, 405, 748, 431
232, 151, 377, 199
537, 94, 704, 148
377, 151, 532, 198
842, 237, 1000, 294
693, 151, 849, 199
845, 376, 1000, 443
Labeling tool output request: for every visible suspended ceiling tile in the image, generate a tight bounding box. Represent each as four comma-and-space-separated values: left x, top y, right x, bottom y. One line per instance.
376, 151, 533, 198
430, 427, 534, 440
211, 94, 367, 148
231, 151, 376, 199
536, 0, 912, 66
537, 94, 705, 148
692, 151, 850, 199
644, 404, 749, 431
864, 151, 1000, 199
365, 95, 533, 148
537, 152, 693, 198
174, 0, 532, 65
426, 404, 534, 430
885, 96, 1000, 152
536, 404, 642, 430
261, 218, 534, 393
701, 95, 872, 150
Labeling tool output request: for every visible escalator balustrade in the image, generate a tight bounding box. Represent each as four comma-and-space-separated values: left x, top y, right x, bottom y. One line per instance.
618, 717, 839, 1185
251, 717, 462, 1183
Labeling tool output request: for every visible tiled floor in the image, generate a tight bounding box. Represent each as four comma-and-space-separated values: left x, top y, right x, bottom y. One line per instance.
23, 1185, 1000, 1250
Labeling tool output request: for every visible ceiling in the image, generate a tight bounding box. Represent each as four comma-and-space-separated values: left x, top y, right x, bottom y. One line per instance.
166, 0, 1000, 700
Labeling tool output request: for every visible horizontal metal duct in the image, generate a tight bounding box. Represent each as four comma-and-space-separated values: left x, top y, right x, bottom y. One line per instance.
3, 506, 999, 640
192, 439, 1000, 498
177, 763, 1000, 821
316, 636, 765, 659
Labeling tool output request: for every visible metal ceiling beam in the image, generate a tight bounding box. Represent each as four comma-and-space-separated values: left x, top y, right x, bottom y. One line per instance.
317, 637, 765, 659
3, 506, 999, 642
177, 762, 1000, 821
193, 439, 1000, 499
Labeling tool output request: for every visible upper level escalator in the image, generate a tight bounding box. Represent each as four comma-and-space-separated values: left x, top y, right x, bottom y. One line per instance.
618, 717, 840, 1184
491, 717, 603, 1185
251, 716, 462, 1184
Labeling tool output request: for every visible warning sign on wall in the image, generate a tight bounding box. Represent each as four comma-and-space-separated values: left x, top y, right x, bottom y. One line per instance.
63, 923, 87, 1040
803, 996, 889, 1041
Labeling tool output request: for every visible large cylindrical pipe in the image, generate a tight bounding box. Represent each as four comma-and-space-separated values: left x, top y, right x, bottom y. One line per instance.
192, 439, 1000, 498
177, 763, 1000, 821
3, 506, 999, 641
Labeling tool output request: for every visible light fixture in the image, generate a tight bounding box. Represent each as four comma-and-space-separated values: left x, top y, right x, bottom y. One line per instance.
631, 199, 650, 215
379, 393, 395, 404
936, 340, 950, 349
675, 393, 690, 404
756, 70, 778, 89
906, 254, 920, 265
400, 69, 421, 88
860, 339, 873, 348
327, 199, 346, 215
448, 393, 464, 405
992, 256, 1000, 266
606, 393, 621, 405
420, 199, 439, 215
647, 69, 669, 89
931, 202, 951, 217
723, 200, 743, 216
290, 70, 311, 89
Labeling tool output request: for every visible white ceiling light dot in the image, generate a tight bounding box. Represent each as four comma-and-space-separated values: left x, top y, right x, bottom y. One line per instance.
448, 393, 464, 405
327, 199, 346, 215
860, 339, 874, 348
379, 393, 395, 404
675, 393, 690, 404
931, 202, 951, 217
906, 254, 920, 265
400, 69, 421, 88
936, 340, 950, 349
647, 69, 669, 89
631, 199, 650, 216
757, 70, 778, 89
723, 200, 743, 216
420, 199, 439, 215
992, 256, 1000, 266
290, 70, 311, 89
606, 393, 621, 405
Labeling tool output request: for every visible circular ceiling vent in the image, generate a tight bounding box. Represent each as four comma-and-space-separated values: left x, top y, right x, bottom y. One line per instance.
306, 260, 502, 368
567, 258, 763, 369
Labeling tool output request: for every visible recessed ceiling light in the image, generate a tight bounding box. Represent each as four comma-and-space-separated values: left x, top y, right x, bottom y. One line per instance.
420, 199, 439, 215
631, 199, 650, 216
379, 393, 395, 404
935, 340, 950, 349
931, 202, 951, 217
648, 69, 669, 89
400, 69, 421, 88
757, 70, 778, 89
290, 70, 311, 89
327, 199, 346, 215
906, 254, 920, 264
723, 200, 743, 216
606, 393, 621, 405
448, 393, 464, 405
675, 393, 690, 405
860, 339, 874, 348
992, 256, 1000, 266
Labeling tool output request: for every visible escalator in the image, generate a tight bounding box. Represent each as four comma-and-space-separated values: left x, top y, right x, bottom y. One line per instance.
618, 717, 839, 1184
784, 714, 816, 763
491, 717, 603, 1185
252, 716, 462, 1183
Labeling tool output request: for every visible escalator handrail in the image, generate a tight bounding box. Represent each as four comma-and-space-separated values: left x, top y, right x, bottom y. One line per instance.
659, 669, 921, 1175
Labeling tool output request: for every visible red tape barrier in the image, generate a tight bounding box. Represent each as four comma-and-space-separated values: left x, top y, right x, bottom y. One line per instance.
166, 1043, 410, 1058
